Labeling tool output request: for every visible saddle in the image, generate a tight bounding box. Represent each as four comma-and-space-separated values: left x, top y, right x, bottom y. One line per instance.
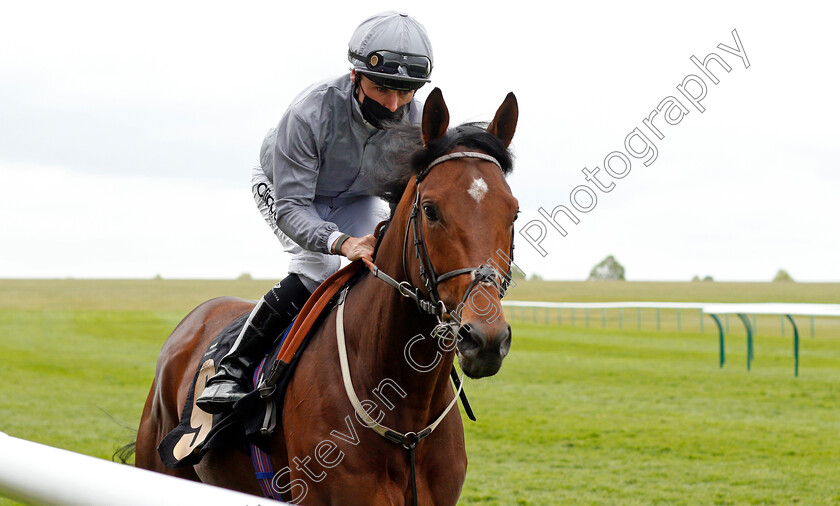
157, 261, 365, 468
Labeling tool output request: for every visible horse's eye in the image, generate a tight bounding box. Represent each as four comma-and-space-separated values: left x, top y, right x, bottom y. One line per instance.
423, 203, 439, 221
513, 210, 520, 223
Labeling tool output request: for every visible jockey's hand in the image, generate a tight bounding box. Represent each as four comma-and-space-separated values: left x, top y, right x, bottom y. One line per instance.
339, 234, 376, 262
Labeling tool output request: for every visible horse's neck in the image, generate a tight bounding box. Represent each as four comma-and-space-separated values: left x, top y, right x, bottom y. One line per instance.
341, 224, 456, 423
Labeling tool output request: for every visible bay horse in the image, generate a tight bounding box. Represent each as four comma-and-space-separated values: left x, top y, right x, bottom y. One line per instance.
135, 88, 519, 505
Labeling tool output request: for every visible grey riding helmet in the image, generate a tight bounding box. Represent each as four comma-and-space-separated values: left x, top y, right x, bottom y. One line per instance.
348, 11, 433, 91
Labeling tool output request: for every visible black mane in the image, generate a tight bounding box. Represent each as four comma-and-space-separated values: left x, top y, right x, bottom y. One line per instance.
369, 122, 514, 208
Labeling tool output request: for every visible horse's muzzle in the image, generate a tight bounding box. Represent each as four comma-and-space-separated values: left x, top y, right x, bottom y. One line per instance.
455, 322, 512, 378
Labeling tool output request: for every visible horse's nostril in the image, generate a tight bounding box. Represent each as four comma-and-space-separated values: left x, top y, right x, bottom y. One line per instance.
499, 324, 512, 358
457, 324, 481, 357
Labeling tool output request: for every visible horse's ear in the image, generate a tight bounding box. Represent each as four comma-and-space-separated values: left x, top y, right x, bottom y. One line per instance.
422, 87, 449, 147
487, 92, 518, 148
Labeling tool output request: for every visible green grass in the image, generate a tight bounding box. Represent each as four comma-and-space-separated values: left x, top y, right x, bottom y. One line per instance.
460, 324, 840, 504
1, 280, 838, 504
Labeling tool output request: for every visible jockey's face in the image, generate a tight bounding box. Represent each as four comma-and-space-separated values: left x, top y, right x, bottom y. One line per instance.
353, 71, 415, 112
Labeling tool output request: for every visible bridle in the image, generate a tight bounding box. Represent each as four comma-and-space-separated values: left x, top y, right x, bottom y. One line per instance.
339, 150, 516, 505
367, 150, 515, 335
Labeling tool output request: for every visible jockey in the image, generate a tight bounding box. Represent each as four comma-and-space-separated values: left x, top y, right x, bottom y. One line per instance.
197, 12, 434, 413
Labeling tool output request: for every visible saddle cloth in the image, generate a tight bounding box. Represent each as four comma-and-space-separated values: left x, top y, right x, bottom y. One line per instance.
157, 261, 364, 468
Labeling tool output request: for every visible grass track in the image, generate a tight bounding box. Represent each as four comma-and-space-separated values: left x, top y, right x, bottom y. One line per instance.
1, 280, 838, 504
460, 324, 839, 504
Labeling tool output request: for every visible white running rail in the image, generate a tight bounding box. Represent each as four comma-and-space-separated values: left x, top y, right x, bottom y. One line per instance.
501, 301, 840, 376
0, 432, 287, 506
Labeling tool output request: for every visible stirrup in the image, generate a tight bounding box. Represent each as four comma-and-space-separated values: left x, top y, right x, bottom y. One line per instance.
196, 378, 249, 414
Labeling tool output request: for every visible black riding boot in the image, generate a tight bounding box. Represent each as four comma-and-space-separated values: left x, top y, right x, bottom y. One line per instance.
196, 274, 311, 414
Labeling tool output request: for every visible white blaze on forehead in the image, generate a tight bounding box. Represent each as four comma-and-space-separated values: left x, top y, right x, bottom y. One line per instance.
468, 177, 489, 203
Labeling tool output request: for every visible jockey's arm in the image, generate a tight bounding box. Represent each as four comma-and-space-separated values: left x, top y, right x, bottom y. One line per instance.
270, 109, 342, 255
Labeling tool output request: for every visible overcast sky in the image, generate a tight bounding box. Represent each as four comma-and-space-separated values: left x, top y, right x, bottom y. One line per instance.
1, 1, 837, 281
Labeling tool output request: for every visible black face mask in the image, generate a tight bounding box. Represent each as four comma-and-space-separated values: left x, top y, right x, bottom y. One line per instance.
357, 81, 408, 129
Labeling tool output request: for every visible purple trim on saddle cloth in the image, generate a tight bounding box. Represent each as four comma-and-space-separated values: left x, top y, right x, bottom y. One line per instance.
249, 355, 283, 501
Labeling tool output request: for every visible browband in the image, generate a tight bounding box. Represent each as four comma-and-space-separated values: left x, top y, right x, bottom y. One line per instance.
426, 151, 502, 171
418, 151, 502, 183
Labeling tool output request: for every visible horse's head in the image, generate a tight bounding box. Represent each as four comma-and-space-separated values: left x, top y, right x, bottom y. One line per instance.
384, 88, 519, 379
